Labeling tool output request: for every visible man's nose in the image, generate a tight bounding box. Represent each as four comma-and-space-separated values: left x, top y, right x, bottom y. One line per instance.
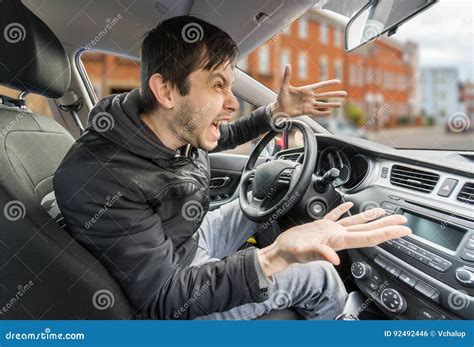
224, 91, 239, 113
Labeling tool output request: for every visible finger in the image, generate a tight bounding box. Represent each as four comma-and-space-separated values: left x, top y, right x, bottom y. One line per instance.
310, 109, 332, 117
282, 64, 291, 86
314, 91, 348, 98
338, 208, 386, 227
306, 79, 342, 90
324, 202, 354, 221
339, 226, 412, 250
313, 244, 341, 265
347, 214, 408, 232
314, 101, 342, 108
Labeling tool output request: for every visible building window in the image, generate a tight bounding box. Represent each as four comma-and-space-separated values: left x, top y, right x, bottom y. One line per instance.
320, 23, 328, 44
367, 68, 373, 83
375, 69, 382, 86
258, 48, 270, 74
334, 60, 342, 80
298, 18, 308, 39
334, 29, 342, 47
320, 56, 328, 81
350, 64, 356, 86
280, 50, 291, 74
358, 66, 364, 86
298, 52, 308, 80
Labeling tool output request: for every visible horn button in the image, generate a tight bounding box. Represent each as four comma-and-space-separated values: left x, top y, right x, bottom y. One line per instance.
252, 160, 298, 199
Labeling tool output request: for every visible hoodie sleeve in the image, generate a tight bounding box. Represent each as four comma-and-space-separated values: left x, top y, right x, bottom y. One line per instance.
210, 105, 273, 152
54, 161, 267, 320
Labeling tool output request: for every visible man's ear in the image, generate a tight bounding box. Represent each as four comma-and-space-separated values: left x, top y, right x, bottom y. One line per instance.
148, 73, 175, 110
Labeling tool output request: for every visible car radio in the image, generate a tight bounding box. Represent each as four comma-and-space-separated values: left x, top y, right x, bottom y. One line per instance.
348, 197, 474, 320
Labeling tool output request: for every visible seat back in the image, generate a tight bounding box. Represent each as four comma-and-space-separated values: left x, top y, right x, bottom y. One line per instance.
0, 0, 134, 319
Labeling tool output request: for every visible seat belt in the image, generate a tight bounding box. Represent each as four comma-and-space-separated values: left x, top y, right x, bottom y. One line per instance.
58, 90, 85, 134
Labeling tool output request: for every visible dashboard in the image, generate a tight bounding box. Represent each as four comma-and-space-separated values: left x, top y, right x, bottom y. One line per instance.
274, 134, 474, 320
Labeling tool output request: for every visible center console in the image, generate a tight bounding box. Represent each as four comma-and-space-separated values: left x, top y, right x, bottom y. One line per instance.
346, 189, 474, 320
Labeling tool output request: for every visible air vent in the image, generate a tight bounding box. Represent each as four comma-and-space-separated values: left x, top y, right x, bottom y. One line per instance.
280, 153, 301, 162
457, 182, 474, 205
390, 165, 440, 193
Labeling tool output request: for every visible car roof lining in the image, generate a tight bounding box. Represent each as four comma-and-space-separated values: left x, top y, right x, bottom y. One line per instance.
24, 0, 319, 61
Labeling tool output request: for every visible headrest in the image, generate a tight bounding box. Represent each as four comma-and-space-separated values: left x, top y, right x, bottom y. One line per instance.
0, 0, 71, 98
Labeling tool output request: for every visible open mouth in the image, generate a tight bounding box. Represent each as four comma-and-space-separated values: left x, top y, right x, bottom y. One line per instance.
211, 119, 230, 128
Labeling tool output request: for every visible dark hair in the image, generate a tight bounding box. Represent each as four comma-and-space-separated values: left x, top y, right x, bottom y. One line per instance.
139, 16, 239, 114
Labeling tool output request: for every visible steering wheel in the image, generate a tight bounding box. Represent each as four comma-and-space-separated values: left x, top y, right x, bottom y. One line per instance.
239, 120, 318, 222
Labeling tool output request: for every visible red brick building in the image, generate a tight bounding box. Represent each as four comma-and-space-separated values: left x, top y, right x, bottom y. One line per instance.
239, 10, 419, 129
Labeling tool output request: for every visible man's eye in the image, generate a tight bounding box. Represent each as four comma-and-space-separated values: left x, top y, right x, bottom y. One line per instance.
214, 83, 223, 89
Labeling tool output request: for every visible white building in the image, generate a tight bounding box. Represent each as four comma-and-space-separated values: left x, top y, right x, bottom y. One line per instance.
420, 67, 462, 124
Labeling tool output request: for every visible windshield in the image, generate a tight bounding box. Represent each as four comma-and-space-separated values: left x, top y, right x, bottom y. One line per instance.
239, 0, 473, 151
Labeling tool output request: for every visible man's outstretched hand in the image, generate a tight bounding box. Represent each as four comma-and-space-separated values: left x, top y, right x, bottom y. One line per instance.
257, 202, 412, 277
270, 64, 347, 119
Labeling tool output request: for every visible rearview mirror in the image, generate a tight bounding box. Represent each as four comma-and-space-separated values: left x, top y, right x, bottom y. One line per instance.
345, 0, 438, 52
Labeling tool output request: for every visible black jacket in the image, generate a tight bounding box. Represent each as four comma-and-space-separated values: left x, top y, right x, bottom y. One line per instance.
53, 89, 273, 319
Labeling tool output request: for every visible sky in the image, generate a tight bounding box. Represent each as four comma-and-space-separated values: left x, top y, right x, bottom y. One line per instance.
394, 0, 473, 82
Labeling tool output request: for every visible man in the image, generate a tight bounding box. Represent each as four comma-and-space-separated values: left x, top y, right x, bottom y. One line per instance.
54, 16, 410, 320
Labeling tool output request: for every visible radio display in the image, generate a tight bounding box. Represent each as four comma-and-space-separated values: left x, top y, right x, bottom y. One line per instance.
403, 211, 466, 251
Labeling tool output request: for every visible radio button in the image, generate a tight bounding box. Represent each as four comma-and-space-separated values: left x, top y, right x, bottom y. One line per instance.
427, 260, 451, 272
368, 281, 379, 291
399, 271, 418, 287
455, 267, 474, 287
461, 249, 474, 262
414, 281, 439, 302
397, 238, 409, 246
386, 264, 402, 277
406, 243, 420, 252
413, 253, 430, 264
372, 273, 383, 284
417, 248, 434, 259
374, 255, 389, 269
417, 307, 440, 320
431, 256, 453, 270
466, 239, 474, 250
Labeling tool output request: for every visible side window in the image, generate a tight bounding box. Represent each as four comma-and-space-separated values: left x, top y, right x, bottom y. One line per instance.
0, 86, 52, 117
80, 52, 140, 100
